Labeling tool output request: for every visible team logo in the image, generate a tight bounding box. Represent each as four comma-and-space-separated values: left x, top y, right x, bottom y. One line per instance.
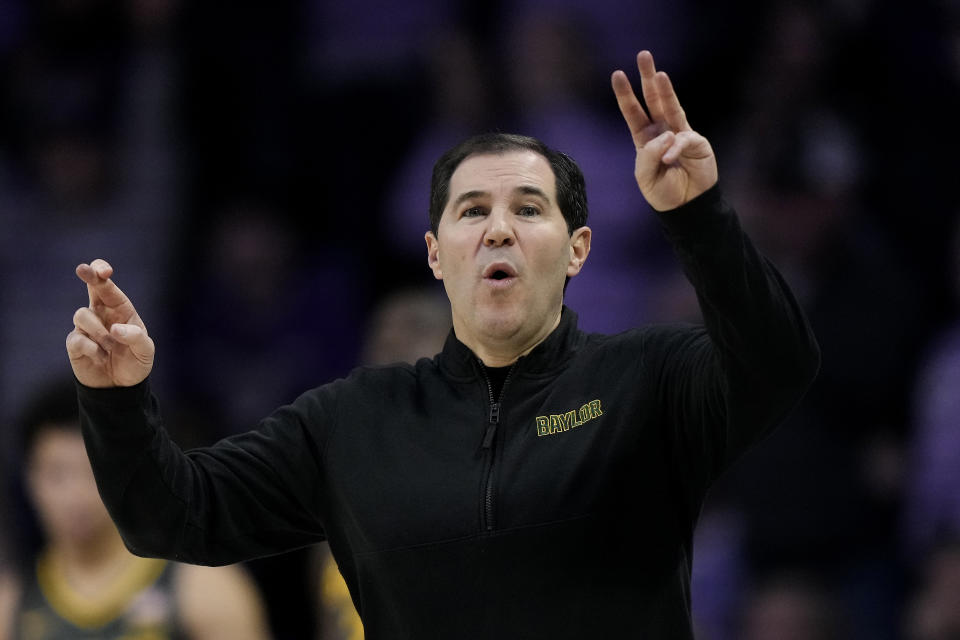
535, 400, 603, 437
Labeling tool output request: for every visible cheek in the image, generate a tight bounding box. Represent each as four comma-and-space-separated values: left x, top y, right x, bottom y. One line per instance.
534, 239, 575, 278
30, 482, 61, 519
442, 252, 472, 285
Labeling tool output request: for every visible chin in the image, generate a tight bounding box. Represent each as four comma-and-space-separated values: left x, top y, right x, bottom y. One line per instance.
476, 306, 525, 340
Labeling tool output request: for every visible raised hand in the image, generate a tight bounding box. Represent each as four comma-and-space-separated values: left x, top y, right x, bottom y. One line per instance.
612, 50, 718, 211
66, 259, 155, 388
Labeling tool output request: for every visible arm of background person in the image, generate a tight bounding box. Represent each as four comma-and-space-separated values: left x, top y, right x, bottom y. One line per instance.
0, 571, 20, 640
176, 563, 273, 640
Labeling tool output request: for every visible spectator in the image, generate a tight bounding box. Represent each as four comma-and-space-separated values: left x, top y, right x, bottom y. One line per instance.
170, 199, 365, 438
0, 0, 183, 438
904, 214, 960, 557
739, 572, 844, 640
904, 539, 960, 640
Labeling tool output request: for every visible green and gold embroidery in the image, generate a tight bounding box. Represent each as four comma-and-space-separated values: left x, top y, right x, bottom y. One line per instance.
535, 399, 603, 437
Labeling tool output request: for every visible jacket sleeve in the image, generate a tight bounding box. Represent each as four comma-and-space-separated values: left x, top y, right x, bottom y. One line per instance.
77, 378, 331, 566
643, 184, 820, 506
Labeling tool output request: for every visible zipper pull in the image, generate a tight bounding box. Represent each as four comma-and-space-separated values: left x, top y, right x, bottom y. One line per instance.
481, 402, 501, 449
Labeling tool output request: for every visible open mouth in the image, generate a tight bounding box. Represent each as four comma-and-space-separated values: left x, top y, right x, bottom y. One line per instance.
482, 263, 518, 288
483, 263, 518, 280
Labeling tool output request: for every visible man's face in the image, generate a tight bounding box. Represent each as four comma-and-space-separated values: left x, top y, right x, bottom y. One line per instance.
26, 427, 113, 547
425, 150, 590, 355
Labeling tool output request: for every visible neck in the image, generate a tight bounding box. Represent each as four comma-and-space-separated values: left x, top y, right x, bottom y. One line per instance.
457, 308, 562, 367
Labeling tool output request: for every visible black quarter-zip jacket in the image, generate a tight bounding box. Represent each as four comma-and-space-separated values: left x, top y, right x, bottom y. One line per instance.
77, 186, 820, 639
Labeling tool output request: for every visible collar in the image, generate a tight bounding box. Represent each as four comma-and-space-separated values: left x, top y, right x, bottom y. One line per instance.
438, 306, 585, 380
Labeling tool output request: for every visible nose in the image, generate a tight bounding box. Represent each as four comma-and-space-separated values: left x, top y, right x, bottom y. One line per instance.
483, 208, 515, 247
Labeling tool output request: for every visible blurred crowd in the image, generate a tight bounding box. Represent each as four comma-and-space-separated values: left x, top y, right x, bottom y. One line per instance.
0, 0, 958, 638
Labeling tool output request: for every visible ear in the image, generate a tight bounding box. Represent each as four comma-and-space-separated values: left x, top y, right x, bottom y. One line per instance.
566, 226, 591, 277
425, 231, 443, 280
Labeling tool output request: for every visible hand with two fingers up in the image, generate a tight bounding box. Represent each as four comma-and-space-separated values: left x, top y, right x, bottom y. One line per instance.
66, 259, 155, 388
612, 50, 718, 212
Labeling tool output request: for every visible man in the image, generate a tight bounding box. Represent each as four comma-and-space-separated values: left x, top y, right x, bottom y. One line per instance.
0, 379, 272, 640
65, 51, 819, 638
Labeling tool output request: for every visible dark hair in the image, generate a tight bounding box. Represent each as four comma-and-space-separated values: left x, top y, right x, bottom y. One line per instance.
18, 378, 80, 459
429, 133, 588, 237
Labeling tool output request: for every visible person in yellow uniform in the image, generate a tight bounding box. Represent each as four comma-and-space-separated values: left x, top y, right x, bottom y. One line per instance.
0, 379, 273, 640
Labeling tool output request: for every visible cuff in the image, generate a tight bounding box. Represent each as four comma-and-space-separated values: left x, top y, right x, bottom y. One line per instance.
75, 376, 152, 410
654, 183, 730, 246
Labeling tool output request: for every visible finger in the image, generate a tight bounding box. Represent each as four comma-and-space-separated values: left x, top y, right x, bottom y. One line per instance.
110, 323, 155, 362
66, 329, 108, 365
611, 70, 651, 143
76, 260, 113, 307
75, 261, 133, 311
663, 131, 712, 164
655, 71, 691, 132
662, 132, 693, 164
637, 50, 664, 122
73, 306, 118, 352
636, 130, 676, 180
90, 258, 114, 280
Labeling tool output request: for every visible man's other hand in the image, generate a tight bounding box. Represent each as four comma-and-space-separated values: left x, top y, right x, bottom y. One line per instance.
612, 50, 718, 211
66, 259, 155, 388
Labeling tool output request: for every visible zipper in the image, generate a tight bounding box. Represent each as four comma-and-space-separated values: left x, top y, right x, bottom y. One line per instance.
479, 360, 516, 531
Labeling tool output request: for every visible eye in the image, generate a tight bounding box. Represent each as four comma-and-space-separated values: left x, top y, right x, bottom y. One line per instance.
462, 207, 486, 218
517, 206, 540, 217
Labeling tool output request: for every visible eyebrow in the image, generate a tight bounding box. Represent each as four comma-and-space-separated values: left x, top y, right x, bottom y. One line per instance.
515, 185, 551, 203
452, 190, 487, 208
451, 185, 552, 208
